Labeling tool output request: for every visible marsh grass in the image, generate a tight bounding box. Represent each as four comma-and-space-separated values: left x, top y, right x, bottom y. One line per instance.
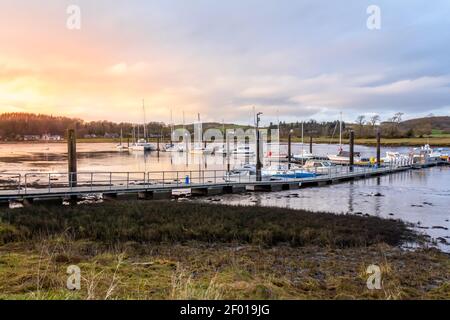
0, 201, 419, 248
0, 201, 448, 300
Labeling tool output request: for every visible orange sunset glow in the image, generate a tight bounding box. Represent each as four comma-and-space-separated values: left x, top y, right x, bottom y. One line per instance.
1, 1, 449, 124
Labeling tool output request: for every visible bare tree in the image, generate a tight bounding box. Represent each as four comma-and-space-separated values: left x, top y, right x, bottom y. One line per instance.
355, 115, 366, 137
394, 112, 404, 124
369, 114, 380, 128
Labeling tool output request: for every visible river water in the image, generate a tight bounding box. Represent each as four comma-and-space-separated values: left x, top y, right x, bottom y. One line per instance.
0, 142, 448, 251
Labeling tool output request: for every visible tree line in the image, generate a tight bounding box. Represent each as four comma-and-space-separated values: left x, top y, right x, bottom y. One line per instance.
0, 112, 447, 141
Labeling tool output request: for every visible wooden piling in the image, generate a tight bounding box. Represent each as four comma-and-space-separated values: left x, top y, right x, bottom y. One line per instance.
349, 130, 354, 172
256, 129, 262, 181
376, 129, 381, 167
67, 129, 77, 187
309, 136, 313, 154
288, 131, 292, 169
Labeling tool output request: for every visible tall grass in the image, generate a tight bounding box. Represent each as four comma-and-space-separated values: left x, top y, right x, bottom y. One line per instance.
0, 201, 418, 248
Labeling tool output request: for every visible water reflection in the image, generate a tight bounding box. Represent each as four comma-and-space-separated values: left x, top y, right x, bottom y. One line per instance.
200, 167, 450, 251
0, 143, 448, 251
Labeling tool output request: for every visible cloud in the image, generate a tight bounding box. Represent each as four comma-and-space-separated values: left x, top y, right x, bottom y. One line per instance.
0, 0, 449, 123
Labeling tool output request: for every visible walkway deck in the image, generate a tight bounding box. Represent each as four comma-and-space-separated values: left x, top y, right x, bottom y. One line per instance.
0, 163, 432, 205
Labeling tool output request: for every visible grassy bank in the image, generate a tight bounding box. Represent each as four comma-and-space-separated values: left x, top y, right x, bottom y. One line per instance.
0, 201, 448, 299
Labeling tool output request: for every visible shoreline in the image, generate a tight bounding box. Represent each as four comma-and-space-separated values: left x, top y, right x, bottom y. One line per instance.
1, 136, 449, 147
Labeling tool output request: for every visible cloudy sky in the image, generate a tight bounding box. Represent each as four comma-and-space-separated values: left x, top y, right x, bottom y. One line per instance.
0, 0, 449, 125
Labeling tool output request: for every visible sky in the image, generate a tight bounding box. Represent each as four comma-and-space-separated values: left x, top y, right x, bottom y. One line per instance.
0, 0, 449, 125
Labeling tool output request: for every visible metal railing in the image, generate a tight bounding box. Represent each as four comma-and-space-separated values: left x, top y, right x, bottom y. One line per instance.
0, 164, 405, 196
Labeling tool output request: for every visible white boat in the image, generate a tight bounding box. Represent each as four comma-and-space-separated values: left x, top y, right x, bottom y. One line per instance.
224, 164, 256, 179
116, 144, 129, 151
302, 160, 336, 174
293, 121, 313, 161
165, 143, 185, 153
129, 100, 155, 152
190, 146, 212, 155
382, 152, 411, 166
116, 128, 129, 150
328, 150, 362, 164
412, 144, 441, 163
266, 151, 288, 162
262, 164, 316, 179
293, 150, 314, 161
233, 146, 254, 156
129, 139, 155, 152
215, 145, 255, 156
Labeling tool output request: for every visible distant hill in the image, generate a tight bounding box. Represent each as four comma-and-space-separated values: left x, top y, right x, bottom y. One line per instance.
400, 116, 450, 133
0, 112, 449, 140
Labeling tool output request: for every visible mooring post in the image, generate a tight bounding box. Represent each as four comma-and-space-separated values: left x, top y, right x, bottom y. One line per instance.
157, 135, 160, 152
226, 131, 231, 173
256, 112, 263, 181
288, 130, 292, 169
67, 129, 77, 189
376, 128, 381, 168
309, 136, 313, 154
349, 130, 354, 172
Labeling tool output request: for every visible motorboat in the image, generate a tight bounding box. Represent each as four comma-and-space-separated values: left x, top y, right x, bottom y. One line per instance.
382, 152, 411, 167
302, 160, 336, 174
327, 150, 362, 164
224, 164, 256, 180
262, 164, 316, 179
412, 144, 441, 163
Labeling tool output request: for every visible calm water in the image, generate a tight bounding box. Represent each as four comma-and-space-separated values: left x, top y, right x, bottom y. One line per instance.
0, 142, 448, 251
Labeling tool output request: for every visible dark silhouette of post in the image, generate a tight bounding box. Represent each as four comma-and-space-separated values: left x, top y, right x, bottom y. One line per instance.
256, 112, 263, 181
376, 129, 381, 167
309, 136, 313, 154
288, 130, 293, 169
226, 131, 231, 173
349, 130, 354, 172
67, 129, 77, 188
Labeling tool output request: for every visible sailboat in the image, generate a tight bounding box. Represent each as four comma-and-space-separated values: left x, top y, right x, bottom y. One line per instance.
190, 113, 211, 154
293, 121, 313, 161
116, 128, 129, 150
327, 113, 361, 164
129, 100, 156, 152
266, 112, 288, 162
165, 109, 184, 152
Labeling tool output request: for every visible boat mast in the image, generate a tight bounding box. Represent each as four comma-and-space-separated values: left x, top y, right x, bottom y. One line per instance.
170, 108, 174, 144
339, 112, 342, 150
142, 99, 147, 142
301, 121, 304, 155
